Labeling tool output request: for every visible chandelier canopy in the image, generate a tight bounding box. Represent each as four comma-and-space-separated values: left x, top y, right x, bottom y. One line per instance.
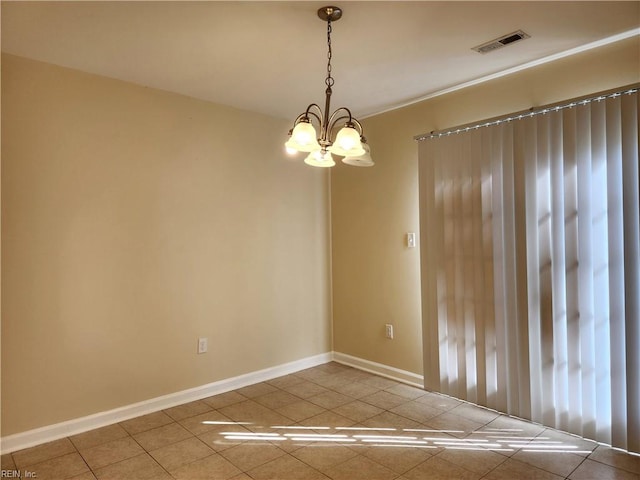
285, 6, 374, 168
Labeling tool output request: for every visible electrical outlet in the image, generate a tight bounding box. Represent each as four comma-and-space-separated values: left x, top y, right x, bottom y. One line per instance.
198, 337, 208, 354
385, 324, 394, 339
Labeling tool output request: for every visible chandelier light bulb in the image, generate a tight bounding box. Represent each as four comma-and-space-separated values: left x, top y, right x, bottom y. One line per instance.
342, 141, 374, 167
329, 126, 365, 157
285, 121, 320, 153
304, 150, 335, 167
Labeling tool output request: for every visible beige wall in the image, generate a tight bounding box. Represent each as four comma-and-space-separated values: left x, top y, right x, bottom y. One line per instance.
1, 54, 331, 436
331, 36, 640, 376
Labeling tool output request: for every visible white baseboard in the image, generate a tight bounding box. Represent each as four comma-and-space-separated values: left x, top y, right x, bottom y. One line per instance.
332, 351, 424, 388
1, 351, 423, 454
1, 352, 332, 454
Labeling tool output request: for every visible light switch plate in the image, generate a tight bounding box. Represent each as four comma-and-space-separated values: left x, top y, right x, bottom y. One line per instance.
407, 232, 416, 248
198, 337, 208, 354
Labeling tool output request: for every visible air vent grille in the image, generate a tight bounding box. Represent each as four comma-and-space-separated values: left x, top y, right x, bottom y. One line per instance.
472, 30, 530, 54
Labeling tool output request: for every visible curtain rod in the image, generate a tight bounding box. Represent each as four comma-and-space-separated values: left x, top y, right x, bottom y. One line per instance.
414, 84, 639, 142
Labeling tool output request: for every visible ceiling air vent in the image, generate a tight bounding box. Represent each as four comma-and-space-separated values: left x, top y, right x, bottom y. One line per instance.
472, 30, 530, 54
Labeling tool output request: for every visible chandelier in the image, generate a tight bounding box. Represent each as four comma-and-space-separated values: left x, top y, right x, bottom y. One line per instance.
285, 6, 374, 168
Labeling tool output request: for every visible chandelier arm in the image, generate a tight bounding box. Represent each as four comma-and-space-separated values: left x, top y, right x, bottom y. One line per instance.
291, 113, 308, 126
290, 105, 323, 129
349, 117, 365, 136
304, 103, 324, 118
326, 115, 350, 135
327, 107, 360, 136
306, 111, 323, 126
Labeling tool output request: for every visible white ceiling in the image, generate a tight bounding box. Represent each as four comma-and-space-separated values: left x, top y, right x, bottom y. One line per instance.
2, 1, 639, 120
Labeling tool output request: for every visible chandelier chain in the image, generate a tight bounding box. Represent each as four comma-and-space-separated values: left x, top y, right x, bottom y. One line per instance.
325, 19, 334, 89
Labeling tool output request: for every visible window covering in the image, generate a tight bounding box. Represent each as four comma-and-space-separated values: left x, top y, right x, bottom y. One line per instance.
418, 87, 639, 453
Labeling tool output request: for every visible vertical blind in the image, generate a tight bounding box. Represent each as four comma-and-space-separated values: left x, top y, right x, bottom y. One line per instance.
418, 87, 639, 453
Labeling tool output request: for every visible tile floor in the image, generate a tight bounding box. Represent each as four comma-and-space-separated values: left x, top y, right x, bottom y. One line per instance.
2, 362, 639, 479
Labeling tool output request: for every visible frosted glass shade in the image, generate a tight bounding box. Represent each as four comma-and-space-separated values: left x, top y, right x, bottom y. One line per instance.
304, 150, 335, 168
285, 121, 320, 153
342, 142, 374, 167
329, 126, 365, 156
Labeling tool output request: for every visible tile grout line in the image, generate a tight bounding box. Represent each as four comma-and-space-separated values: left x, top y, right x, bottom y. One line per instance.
128, 430, 175, 480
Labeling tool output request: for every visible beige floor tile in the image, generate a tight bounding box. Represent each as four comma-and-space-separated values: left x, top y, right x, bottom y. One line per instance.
1, 453, 16, 470
362, 391, 409, 410
254, 390, 301, 410
390, 400, 445, 423
360, 376, 401, 390
27, 452, 90, 480
404, 456, 481, 480
282, 381, 331, 399
70, 424, 130, 451
423, 412, 486, 438
219, 399, 294, 427
362, 411, 423, 430
197, 425, 253, 452
295, 367, 333, 383
385, 384, 427, 400
235, 382, 278, 399
324, 454, 397, 480
149, 437, 213, 471
93, 452, 167, 479
68, 472, 98, 480
266, 374, 306, 389
229, 474, 253, 480
512, 449, 585, 477
163, 400, 213, 421
202, 391, 247, 410
331, 381, 381, 399
436, 447, 507, 475
247, 453, 329, 480
218, 400, 268, 421
363, 445, 434, 474
449, 402, 501, 424
332, 400, 384, 422
169, 453, 241, 480
482, 413, 547, 437
291, 444, 359, 471
483, 457, 564, 480
416, 391, 462, 411
333, 369, 378, 383
569, 458, 639, 480
177, 410, 234, 435
119, 411, 174, 435
133, 422, 193, 451
537, 428, 598, 456
314, 362, 353, 375
247, 415, 296, 431
311, 374, 354, 391
12, 438, 77, 468
220, 443, 286, 471
79, 436, 144, 470
589, 446, 640, 474
298, 410, 356, 429
275, 400, 327, 422
270, 439, 308, 454
308, 391, 353, 410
